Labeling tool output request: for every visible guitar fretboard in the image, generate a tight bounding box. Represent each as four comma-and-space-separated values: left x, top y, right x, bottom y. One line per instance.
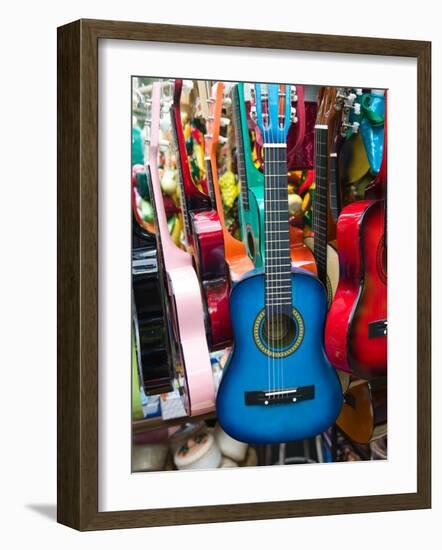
313, 126, 328, 288
205, 157, 216, 205
329, 152, 340, 223
264, 145, 292, 319
231, 85, 249, 210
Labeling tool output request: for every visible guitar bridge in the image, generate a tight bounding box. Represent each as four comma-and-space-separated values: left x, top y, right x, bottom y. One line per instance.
368, 319, 387, 339
244, 385, 315, 406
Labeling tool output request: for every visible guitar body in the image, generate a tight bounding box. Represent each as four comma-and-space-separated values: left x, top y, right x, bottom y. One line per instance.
336, 378, 387, 444
165, 265, 217, 415
325, 199, 387, 378
217, 269, 343, 444
190, 209, 227, 280
148, 82, 216, 415
132, 220, 173, 394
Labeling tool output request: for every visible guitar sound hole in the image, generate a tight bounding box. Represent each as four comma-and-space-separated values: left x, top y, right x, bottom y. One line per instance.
262, 313, 297, 351
247, 229, 255, 260
253, 307, 304, 358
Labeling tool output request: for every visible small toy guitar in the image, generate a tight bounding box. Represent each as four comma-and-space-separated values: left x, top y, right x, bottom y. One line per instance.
172, 79, 232, 351
197, 80, 254, 282
216, 83, 342, 444
146, 81, 215, 415
304, 87, 360, 306
132, 215, 173, 394
335, 377, 387, 444
325, 103, 387, 378
232, 82, 266, 267
234, 82, 316, 274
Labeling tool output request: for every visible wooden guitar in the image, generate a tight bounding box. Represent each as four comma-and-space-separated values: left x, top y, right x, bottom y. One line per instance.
336, 377, 387, 444
304, 87, 340, 304
172, 79, 232, 351
146, 81, 215, 415
197, 80, 254, 282
304, 87, 361, 304
325, 146, 387, 378
216, 83, 342, 444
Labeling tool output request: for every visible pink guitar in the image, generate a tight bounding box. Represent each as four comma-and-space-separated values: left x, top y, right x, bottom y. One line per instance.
146, 81, 215, 416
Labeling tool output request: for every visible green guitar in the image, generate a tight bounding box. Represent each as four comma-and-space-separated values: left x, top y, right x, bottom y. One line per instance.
232, 83, 265, 268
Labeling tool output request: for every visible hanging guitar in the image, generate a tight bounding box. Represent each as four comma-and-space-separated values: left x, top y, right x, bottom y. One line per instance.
196, 80, 254, 282
232, 82, 266, 267
325, 97, 387, 379
216, 83, 342, 444
233, 82, 316, 273
335, 377, 387, 444
171, 79, 232, 351
146, 81, 215, 415
132, 214, 173, 394
304, 88, 342, 380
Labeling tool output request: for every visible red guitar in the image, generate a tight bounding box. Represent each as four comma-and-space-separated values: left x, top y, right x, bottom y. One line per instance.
325, 101, 387, 379
171, 79, 232, 351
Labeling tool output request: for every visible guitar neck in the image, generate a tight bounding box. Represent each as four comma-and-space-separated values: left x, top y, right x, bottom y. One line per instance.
231, 84, 249, 209
204, 157, 216, 205
264, 145, 292, 319
148, 85, 186, 268
172, 82, 211, 243
170, 101, 193, 243
313, 125, 329, 287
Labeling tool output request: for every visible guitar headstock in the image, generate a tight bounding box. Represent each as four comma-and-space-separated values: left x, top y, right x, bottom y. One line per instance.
250, 83, 294, 145
335, 87, 361, 137
144, 80, 173, 152
316, 86, 339, 128
196, 81, 229, 157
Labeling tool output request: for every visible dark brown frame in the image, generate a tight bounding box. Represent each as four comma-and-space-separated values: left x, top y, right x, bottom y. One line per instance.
57, 18, 431, 531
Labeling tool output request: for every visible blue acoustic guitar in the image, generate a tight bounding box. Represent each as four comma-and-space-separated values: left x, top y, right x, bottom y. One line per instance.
216, 83, 342, 444
232, 83, 265, 267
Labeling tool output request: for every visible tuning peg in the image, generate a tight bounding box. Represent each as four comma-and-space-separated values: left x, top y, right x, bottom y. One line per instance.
290, 107, 298, 123
353, 103, 361, 115
355, 88, 363, 96
223, 97, 232, 107
218, 135, 228, 144
351, 121, 360, 133
183, 80, 194, 92
290, 87, 298, 102
220, 117, 230, 127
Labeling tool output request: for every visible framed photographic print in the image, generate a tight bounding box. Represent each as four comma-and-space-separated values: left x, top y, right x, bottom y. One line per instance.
57, 19, 431, 531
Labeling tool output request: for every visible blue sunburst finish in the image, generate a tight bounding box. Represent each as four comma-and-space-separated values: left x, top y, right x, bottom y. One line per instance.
216, 268, 343, 444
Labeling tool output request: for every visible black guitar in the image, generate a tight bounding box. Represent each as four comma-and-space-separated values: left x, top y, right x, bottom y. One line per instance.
132, 216, 173, 394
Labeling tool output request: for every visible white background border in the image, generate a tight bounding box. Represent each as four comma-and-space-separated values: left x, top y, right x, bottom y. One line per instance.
99, 39, 417, 512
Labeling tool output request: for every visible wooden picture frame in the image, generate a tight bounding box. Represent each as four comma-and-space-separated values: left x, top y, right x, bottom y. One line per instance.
57, 18, 431, 531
